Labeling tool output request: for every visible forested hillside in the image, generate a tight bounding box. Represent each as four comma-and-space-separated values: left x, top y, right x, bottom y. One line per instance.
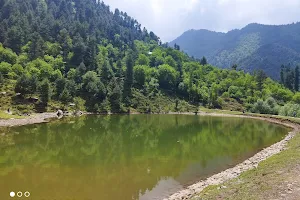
170, 23, 300, 80
0, 0, 299, 117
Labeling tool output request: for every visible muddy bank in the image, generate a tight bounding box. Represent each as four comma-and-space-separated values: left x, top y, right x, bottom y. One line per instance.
0, 113, 58, 127
164, 113, 300, 200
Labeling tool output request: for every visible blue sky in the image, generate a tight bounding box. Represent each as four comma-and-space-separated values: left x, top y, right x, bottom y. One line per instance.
105, 0, 300, 42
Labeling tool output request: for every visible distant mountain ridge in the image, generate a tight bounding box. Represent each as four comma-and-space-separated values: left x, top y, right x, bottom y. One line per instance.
170, 23, 300, 80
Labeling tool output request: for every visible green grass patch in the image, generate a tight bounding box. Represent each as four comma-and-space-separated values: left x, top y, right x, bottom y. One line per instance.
245, 113, 300, 124
194, 130, 300, 200
0, 111, 24, 119
200, 107, 244, 115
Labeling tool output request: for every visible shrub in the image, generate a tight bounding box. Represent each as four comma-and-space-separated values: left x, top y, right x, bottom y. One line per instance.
251, 97, 279, 115
279, 103, 300, 117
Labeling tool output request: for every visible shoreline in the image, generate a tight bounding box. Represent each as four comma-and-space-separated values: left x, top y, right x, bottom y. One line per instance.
0, 112, 58, 127
0, 111, 299, 200
164, 113, 300, 200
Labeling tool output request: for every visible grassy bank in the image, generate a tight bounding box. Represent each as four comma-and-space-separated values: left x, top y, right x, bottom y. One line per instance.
0, 111, 24, 119
192, 114, 300, 200
200, 107, 243, 115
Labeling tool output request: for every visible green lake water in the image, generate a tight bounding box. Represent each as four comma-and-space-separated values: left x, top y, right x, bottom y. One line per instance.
0, 115, 289, 200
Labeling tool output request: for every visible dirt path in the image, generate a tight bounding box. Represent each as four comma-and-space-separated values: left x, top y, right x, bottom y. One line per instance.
164, 113, 300, 200
0, 113, 58, 127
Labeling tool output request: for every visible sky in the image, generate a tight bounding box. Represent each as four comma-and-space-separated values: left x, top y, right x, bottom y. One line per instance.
104, 0, 300, 42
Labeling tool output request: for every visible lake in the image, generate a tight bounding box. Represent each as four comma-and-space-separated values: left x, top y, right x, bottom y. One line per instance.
0, 115, 289, 200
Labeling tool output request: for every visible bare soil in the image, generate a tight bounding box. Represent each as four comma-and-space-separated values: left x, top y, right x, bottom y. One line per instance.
0, 112, 57, 127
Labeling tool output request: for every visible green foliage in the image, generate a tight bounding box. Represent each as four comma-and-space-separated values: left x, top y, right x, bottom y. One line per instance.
0, 0, 297, 115
133, 65, 148, 87
251, 97, 279, 115
38, 79, 51, 104
123, 52, 134, 106
0, 43, 17, 64
59, 88, 72, 105
12, 64, 24, 76
82, 71, 106, 103
164, 55, 176, 68
109, 79, 123, 112
279, 103, 300, 117
281, 65, 297, 90
136, 54, 150, 66
292, 92, 300, 104
295, 66, 299, 91
15, 74, 38, 96
0, 62, 12, 77
0, 73, 3, 84
157, 64, 178, 89
74, 97, 86, 112
200, 56, 208, 65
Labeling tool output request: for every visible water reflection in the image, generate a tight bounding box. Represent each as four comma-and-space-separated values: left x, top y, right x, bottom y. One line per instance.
0, 115, 288, 200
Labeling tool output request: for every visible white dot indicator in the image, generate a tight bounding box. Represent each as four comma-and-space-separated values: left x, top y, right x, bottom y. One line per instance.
17, 192, 22, 197
10, 191, 15, 197
24, 191, 30, 197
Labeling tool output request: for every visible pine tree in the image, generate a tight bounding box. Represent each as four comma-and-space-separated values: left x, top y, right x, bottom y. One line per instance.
123, 51, 134, 106
109, 79, 122, 112
39, 79, 51, 105
280, 65, 285, 84
255, 70, 266, 91
200, 56, 208, 65
285, 67, 294, 90
295, 66, 299, 91
29, 32, 45, 60
101, 59, 114, 85
5, 27, 23, 54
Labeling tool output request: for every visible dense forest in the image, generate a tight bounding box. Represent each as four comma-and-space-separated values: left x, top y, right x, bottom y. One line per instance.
0, 0, 300, 117
170, 23, 300, 80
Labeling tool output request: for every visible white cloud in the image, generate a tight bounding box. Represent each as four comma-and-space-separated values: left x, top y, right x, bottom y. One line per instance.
104, 0, 300, 42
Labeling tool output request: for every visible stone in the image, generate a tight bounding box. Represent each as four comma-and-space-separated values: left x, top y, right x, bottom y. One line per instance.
57, 110, 63, 117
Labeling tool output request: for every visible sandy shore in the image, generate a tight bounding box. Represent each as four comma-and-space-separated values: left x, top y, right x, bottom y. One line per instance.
0, 113, 58, 127
164, 113, 300, 200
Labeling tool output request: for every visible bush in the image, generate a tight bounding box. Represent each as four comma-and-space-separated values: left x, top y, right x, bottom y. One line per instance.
292, 93, 300, 104
222, 92, 230, 98
251, 97, 279, 115
279, 103, 300, 117
74, 97, 86, 112
0, 62, 12, 76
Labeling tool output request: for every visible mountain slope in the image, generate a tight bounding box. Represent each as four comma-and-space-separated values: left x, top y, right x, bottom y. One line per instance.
170, 23, 300, 80
0, 0, 298, 116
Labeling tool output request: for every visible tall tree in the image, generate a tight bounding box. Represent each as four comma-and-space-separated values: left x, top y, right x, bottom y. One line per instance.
5, 27, 23, 54
71, 34, 86, 66
39, 79, 51, 105
285, 67, 295, 90
280, 65, 285, 84
109, 79, 122, 112
123, 51, 134, 106
29, 32, 45, 60
200, 56, 208, 65
101, 59, 114, 85
84, 37, 98, 71
295, 66, 299, 91
255, 70, 266, 91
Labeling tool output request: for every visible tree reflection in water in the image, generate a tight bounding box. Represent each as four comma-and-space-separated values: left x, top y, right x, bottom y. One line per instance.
0, 115, 288, 200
